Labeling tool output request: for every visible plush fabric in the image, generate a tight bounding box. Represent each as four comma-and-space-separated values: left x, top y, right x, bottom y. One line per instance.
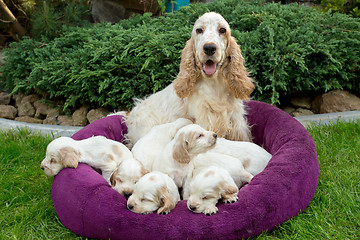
52, 100, 319, 239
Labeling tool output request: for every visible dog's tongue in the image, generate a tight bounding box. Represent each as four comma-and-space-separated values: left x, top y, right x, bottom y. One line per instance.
203, 61, 217, 75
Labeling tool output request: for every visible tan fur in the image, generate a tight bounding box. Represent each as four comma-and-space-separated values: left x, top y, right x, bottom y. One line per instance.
112, 144, 123, 159
172, 133, 191, 163
110, 169, 119, 187
219, 181, 238, 200
174, 38, 202, 98
59, 147, 80, 168
157, 186, 176, 214
221, 36, 254, 100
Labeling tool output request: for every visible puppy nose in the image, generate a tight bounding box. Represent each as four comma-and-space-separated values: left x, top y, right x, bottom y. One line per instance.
123, 192, 132, 199
189, 205, 196, 211
127, 204, 134, 210
213, 134, 217, 139
203, 44, 216, 56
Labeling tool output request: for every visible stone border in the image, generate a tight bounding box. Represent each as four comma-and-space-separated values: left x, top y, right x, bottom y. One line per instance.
1, 110, 360, 137
0, 117, 82, 137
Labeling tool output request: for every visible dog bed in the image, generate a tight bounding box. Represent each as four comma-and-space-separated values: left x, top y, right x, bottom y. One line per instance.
51, 100, 319, 239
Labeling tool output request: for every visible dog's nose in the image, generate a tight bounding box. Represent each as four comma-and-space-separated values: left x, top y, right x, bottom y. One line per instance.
213, 134, 217, 139
127, 204, 134, 210
203, 44, 216, 56
189, 205, 196, 211
123, 192, 132, 199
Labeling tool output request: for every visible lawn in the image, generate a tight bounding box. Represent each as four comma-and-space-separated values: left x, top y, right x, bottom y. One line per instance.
1, 120, 359, 239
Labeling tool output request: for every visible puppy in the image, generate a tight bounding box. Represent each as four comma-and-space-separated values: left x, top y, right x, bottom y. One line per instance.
211, 138, 272, 176
152, 124, 217, 188
40, 136, 133, 184
131, 118, 193, 171
185, 165, 239, 215
127, 171, 180, 215
110, 158, 148, 198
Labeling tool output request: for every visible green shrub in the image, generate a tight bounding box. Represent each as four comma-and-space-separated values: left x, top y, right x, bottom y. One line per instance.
320, 0, 360, 18
1, 0, 360, 111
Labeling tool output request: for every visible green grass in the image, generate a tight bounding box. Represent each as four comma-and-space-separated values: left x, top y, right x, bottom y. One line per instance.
1, 120, 360, 239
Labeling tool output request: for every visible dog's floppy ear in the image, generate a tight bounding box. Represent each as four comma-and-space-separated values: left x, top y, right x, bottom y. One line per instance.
174, 38, 201, 99
222, 36, 254, 100
219, 181, 238, 199
59, 147, 80, 168
110, 169, 119, 187
172, 133, 191, 164
157, 186, 175, 215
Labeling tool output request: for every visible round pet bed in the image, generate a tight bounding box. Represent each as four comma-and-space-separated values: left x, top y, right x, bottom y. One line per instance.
52, 100, 319, 239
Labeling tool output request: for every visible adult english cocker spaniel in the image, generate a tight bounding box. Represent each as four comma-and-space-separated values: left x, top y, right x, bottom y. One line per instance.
122, 12, 254, 147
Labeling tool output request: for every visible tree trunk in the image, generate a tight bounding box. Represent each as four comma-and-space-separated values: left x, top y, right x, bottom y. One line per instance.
0, 0, 27, 37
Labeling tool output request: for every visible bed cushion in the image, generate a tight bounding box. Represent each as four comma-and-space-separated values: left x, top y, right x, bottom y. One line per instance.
51, 100, 319, 239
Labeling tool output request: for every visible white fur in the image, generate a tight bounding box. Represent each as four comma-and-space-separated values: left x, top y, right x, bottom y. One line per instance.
127, 171, 180, 215
185, 166, 239, 215
40, 136, 133, 184
152, 124, 217, 188
131, 118, 193, 171
110, 158, 148, 197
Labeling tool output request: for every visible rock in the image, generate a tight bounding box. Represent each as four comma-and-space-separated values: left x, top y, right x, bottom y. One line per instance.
18, 101, 35, 117
13, 93, 25, 108
72, 106, 89, 126
314, 90, 360, 114
290, 95, 312, 109
43, 109, 59, 125
34, 100, 50, 119
0, 105, 17, 119
291, 108, 315, 117
15, 116, 43, 124
21, 94, 40, 104
281, 106, 296, 115
58, 115, 73, 126
0, 91, 11, 105
87, 108, 110, 123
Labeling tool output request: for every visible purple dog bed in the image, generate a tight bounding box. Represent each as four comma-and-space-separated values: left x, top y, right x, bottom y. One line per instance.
52, 100, 319, 239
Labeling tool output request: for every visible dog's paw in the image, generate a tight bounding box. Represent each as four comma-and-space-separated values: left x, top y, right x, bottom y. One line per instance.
223, 194, 238, 204
203, 206, 218, 215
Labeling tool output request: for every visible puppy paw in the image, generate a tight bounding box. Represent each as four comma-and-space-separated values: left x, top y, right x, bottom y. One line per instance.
157, 206, 172, 215
223, 194, 238, 204
203, 206, 218, 215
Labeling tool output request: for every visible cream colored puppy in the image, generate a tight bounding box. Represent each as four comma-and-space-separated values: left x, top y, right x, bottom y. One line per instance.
110, 158, 148, 198
40, 136, 133, 184
211, 138, 272, 176
131, 118, 193, 171
152, 124, 217, 188
185, 165, 239, 215
127, 171, 180, 215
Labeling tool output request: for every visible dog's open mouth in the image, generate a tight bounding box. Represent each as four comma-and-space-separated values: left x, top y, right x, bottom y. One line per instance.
202, 60, 218, 76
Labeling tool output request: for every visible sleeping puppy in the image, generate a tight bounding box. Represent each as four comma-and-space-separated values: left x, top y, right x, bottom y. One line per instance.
40, 136, 133, 184
127, 171, 180, 215
184, 166, 239, 215
152, 124, 217, 188
110, 158, 148, 198
211, 138, 272, 176
131, 118, 193, 171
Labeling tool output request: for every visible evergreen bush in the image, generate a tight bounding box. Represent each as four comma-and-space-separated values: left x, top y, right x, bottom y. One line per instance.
1, 0, 359, 111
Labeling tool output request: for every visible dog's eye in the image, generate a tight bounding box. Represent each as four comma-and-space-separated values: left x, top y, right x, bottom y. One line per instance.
196, 28, 203, 34
50, 158, 56, 164
219, 28, 226, 34
197, 134, 204, 138
202, 196, 208, 200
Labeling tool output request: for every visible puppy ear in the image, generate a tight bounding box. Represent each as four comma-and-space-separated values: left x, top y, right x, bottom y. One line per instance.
157, 186, 175, 215
219, 181, 238, 199
172, 133, 191, 164
110, 169, 119, 187
174, 38, 201, 99
222, 36, 254, 100
59, 147, 80, 168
